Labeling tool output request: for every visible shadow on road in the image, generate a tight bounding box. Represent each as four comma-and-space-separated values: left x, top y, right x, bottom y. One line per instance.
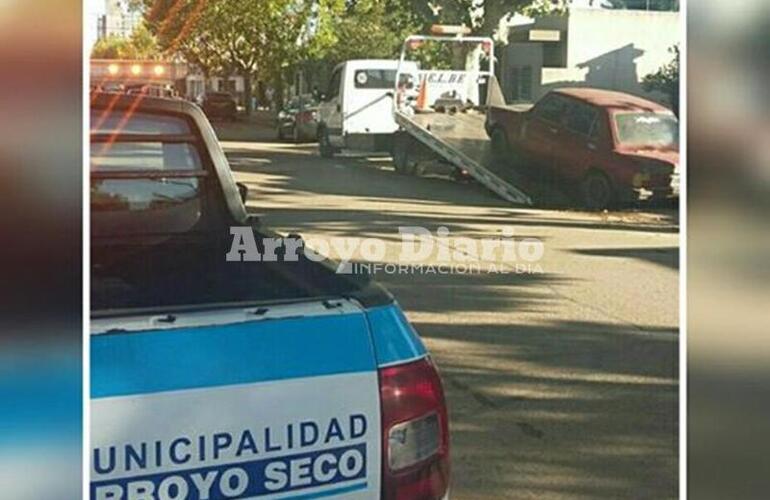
415, 317, 678, 499
225, 144, 679, 234
572, 246, 680, 269
219, 133, 679, 499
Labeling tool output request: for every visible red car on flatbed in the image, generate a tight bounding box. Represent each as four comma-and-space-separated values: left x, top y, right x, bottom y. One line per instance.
485, 88, 680, 209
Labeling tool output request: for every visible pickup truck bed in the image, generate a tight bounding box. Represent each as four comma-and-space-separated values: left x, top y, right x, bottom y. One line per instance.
91, 240, 376, 313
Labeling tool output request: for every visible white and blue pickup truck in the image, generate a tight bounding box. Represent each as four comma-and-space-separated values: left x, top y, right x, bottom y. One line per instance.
90, 93, 450, 500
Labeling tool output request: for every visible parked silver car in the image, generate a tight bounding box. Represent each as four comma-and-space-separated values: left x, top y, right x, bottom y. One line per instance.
277, 94, 319, 142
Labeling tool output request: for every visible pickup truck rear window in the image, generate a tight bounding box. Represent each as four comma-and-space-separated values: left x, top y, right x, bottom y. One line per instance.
90, 110, 191, 135
90, 102, 378, 312
91, 110, 207, 238
354, 69, 397, 89
91, 142, 201, 171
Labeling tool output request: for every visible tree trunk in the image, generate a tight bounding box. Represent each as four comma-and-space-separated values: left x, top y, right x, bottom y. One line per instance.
203, 68, 211, 93
274, 75, 285, 112
243, 73, 253, 116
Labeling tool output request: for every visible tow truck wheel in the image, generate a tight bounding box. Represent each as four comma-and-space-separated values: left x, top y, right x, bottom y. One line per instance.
580, 170, 615, 210
392, 132, 414, 174
318, 127, 335, 158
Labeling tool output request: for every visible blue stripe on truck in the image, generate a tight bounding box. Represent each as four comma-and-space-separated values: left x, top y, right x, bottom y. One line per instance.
91, 313, 377, 399
365, 305, 427, 366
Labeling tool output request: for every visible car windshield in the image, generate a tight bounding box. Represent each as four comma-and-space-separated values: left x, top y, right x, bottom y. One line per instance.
614, 112, 679, 148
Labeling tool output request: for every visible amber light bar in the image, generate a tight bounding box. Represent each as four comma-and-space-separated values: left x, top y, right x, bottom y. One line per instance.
90, 59, 186, 83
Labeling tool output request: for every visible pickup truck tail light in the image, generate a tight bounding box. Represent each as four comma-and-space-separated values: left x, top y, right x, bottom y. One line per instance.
379, 357, 450, 500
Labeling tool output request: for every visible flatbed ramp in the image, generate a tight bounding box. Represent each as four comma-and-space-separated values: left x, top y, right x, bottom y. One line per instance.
395, 110, 533, 205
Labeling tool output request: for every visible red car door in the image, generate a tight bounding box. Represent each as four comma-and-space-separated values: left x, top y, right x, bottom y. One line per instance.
552, 98, 603, 182
520, 93, 569, 171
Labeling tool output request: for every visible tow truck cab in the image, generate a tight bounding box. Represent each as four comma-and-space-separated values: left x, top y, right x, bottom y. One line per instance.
317, 59, 419, 156
90, 93, 450, 499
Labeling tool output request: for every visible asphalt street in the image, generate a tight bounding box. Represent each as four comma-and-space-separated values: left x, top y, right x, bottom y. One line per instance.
218, 120, 679, 499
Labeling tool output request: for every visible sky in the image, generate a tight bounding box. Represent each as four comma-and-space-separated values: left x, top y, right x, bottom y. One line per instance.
85, 0, 105, 50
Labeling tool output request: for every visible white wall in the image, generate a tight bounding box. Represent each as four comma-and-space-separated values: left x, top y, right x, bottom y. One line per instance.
541, 7, 679, 104
104, 0, 142, 38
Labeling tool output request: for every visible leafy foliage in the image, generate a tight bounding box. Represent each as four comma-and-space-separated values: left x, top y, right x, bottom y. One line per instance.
141, 0, 333, 110
133, 0, 561, 107
521, 0, 568, 17
642, 45, 679, 114
418, 0, 561, 36
91, 23, 159, 59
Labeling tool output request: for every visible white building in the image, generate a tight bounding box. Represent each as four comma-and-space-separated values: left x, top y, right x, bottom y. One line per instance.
99, 0, 142, 39
498, 7, 679, 106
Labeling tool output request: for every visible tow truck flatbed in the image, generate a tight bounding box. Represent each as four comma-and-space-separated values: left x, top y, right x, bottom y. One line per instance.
392, 32, 533, 206
395, 109, 533, 205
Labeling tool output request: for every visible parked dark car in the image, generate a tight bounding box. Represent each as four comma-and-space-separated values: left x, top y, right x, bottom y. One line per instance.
200, 91, 237, 121
486, 88, 680, 209
277, 94, 319, 142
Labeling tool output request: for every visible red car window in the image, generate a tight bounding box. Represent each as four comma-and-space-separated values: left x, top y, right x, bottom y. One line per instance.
533, 94, 567, 124
564, 100, 598, 137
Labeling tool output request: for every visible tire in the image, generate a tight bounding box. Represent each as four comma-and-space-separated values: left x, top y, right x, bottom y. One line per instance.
451, 168, 470, 182
392, 133, 415, 174
277, 126, 285, 141
318, 127, 335, 158
292, 124, 301, 143
580, 170, 615, 210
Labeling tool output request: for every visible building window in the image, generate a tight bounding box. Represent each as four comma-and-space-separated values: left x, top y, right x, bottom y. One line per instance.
510, 66, 533, 102
542, 42, 567, 68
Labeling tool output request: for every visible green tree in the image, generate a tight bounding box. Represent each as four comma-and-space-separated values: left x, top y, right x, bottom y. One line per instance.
643, 45, 679, 115
414, 0, 567, 37
91, 23, 159, 59
299, 0, 426, 92
322, 0, 418, 64
142, 0, 336, 114
137, 0, 565, 108
300, 0, 568, 93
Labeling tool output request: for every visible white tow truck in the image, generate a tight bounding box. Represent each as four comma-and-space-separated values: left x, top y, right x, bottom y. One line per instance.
317, 59, 420, 157
391, 26, 533, 206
